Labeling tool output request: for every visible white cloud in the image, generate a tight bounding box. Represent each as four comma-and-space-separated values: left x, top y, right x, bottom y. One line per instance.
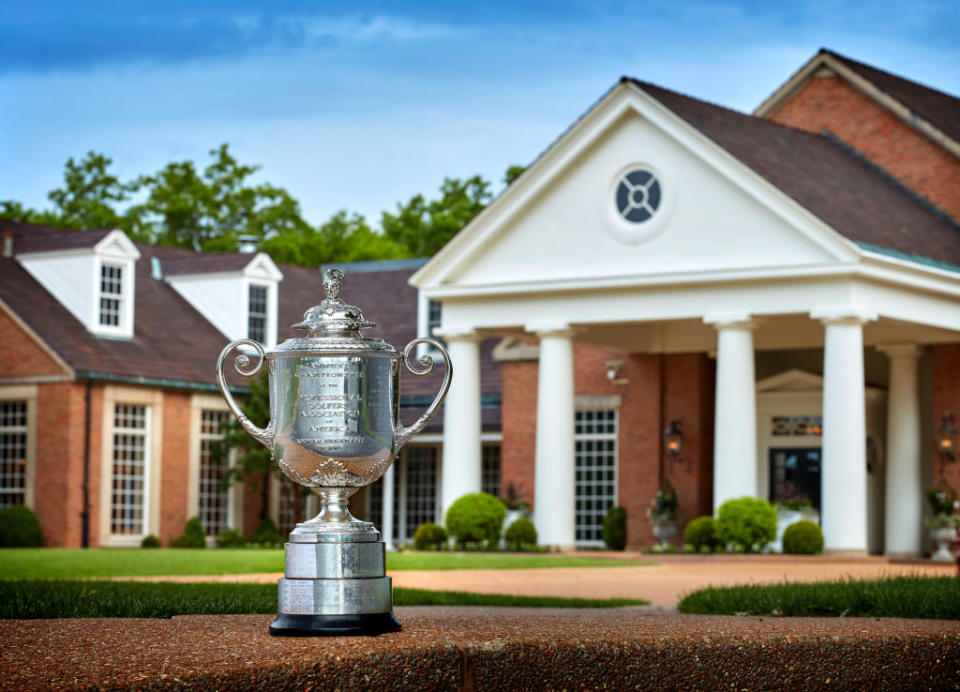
285, 14, 460, 42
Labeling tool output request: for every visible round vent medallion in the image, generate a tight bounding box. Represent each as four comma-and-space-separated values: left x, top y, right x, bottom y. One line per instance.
615, 169, 662, 223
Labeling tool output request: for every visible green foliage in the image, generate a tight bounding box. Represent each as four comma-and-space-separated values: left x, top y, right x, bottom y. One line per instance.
504, 517, 538, 550
170, 517, 206, 549
678, 575, 960, 620
0, 505, 43, 547
214, 528, 248, 548
252, 517, 284, 546
602, 505, 627, 550
382, 175, 492, 256
927, 484, 956, 514
0, 580, 649, 619
647, 479, 679, 525
140, 535, 160, 549
445, 492, 507, 548
715, 497, 777, 553
503, 164, 527, 186
782, 520, 824, 555
684, 516, 718, 551
413, 522, 447, 550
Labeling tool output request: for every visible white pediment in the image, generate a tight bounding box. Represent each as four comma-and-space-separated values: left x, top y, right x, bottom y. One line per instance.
756, 369, 823, 393
243, 252, 284, 281
94, 229, 141, 260
414, 82, 859, 294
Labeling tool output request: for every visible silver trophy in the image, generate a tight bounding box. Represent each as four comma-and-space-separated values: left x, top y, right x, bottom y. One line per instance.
216, 267, 451, 636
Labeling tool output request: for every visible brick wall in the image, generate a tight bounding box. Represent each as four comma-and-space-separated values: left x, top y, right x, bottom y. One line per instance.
768, 73, 960, 222
932, 344, 960, 491
160, 391, 191, 544
0, 308, 66, 378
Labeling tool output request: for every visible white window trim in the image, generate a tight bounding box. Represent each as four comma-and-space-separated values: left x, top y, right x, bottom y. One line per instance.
92, 255, 135, 339
416, 291, 443, 361
0, 385, 37, 510
574, 407, 619, 547
188, 394, 241, 545
243, 279, 276, 348
99, 386, 163, 547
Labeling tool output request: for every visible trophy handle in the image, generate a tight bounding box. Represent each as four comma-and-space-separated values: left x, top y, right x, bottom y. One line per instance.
216, 339, 274, 449
395, 338, 452, 449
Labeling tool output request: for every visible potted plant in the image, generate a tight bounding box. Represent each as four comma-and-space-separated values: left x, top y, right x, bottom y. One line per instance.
647, 479, 679, 547
926, 485, 959, 562
772, 499, 819, 553
499, 483, 531, 547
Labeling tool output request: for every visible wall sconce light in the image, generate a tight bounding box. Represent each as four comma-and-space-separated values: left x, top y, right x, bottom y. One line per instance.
663, 419, 690, 473
604, 360, 627, 385
938, 413, 957, 469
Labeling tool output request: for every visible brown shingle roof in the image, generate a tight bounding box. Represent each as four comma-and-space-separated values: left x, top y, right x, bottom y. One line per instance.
630, 79, 960, 268
826, 50, 960, 143
2, 219, 112, 253
162, 252, 256, 275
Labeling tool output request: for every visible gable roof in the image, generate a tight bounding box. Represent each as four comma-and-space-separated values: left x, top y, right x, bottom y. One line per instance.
3, 220, 113, 253
631, 79, 960, 268
754, 49, 960, 155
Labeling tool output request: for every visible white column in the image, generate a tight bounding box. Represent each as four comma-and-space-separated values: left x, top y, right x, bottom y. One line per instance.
879, 343, 923, 557
818, 313, 872, 553
382, 462, 396, 551
530, 325, 576, 550
438, 330, 483, 520
705, 314, 758, 510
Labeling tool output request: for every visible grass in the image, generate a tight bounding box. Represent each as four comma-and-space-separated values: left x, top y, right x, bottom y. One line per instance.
0, 580, 648, 619
0, 549, 650, 579
678, 575, 960, 620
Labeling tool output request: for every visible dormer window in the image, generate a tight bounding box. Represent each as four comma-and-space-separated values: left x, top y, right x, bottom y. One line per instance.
99, 263, 124, 327
248, 284, 268, 343
417, 293, 445, 360
427, 300, 442, 340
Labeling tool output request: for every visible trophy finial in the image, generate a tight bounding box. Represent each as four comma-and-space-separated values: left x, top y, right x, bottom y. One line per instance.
324, 268, 344, 300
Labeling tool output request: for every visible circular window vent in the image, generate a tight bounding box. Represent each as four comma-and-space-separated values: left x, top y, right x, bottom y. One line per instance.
615, 169, 662, 224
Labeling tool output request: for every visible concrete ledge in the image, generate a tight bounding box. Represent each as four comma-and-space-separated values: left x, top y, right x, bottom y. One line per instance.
2, 607, 959, 690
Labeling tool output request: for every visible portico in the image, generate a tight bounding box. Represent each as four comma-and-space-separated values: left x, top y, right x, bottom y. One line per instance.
411, 77, 960, 554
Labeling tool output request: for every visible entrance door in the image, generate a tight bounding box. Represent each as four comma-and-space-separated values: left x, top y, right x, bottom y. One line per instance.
768, 448, 821, 512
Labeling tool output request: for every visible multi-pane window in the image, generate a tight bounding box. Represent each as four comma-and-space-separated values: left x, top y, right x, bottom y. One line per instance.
405, 446, 437, 535
198, 410, 230, 537
248, 284, 268, 343
427, 300, 442, 339
0, 402, 27, 510
99, 263, 123, 327
574, 410, 618, 545
277, 480, 308, 536
111, 404, 149, 535
482, 444, 501, 498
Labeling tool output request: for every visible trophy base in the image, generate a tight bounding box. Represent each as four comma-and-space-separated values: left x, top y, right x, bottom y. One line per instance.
269, 611, 402, 637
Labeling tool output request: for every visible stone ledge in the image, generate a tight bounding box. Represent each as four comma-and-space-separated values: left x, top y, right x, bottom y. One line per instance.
2, 607, 958, 690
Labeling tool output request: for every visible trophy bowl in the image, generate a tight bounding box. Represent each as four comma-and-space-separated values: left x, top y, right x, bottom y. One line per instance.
216, 268, 451, 635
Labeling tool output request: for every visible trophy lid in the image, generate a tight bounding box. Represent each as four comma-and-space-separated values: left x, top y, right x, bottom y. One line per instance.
273, 267, 396, 354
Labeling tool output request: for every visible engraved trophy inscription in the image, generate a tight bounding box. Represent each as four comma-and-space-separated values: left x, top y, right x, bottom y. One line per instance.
216, 267, 451, 635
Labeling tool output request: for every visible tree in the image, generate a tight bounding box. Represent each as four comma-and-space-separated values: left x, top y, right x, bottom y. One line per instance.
381, 174, 492, 257
504, 164, 526, 186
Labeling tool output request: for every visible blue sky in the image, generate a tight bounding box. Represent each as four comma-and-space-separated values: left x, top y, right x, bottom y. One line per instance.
2, 1, 958, 226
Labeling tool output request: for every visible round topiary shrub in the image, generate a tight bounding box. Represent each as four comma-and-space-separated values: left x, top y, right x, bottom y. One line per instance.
0, 505, 43, 547
445, 492, 506, 548
215, 528, 248, 548
140, 534, 160, 548
252, 517, 284, 546
504, 517, 538, 550
782, 520, 824, 555
715, 497, 777, 553
602, 505, 627, 550
684, 516, 717, 551
170, 516, 206, 548
413, 522, 447, 550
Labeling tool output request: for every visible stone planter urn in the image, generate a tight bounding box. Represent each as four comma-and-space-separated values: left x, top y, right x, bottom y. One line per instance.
931, 527, 957, 562
652, 522, 678, 548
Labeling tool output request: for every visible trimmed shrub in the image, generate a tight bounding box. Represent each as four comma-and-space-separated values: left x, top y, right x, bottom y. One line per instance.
684, 516, 717, 551
504, 517, 538, 550
413, 522, 447, 550
170, 517, 206, 549
602, 506, 627, 551
715, 497, 777, 553
252, 517, 285, 546
0, 505, 43, 547
782, 520, 824, 555
215, 528, 248, 548
445, 493, 506, 548
140, 534, 160, 548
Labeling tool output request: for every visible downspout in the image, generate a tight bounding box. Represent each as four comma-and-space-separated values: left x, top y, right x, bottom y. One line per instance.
81, 379, 92, 548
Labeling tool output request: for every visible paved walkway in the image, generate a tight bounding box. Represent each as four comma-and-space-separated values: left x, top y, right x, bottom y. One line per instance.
122, 554, 955, 608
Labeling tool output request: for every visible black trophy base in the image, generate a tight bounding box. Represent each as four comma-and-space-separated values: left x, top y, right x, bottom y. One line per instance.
269, 611, 402, 637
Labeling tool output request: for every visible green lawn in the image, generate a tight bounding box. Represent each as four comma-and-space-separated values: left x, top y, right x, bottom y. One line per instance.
0, 549, 650, 579
0, 580, 648, 619
678, 576, 960, 620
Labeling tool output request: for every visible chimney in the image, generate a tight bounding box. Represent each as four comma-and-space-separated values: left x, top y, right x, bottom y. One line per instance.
150, 256, 163, 280
2, 231, 12, 258
237, 234, 259, 254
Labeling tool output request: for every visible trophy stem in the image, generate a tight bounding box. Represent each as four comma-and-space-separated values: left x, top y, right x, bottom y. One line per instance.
313, 487, 359, 524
